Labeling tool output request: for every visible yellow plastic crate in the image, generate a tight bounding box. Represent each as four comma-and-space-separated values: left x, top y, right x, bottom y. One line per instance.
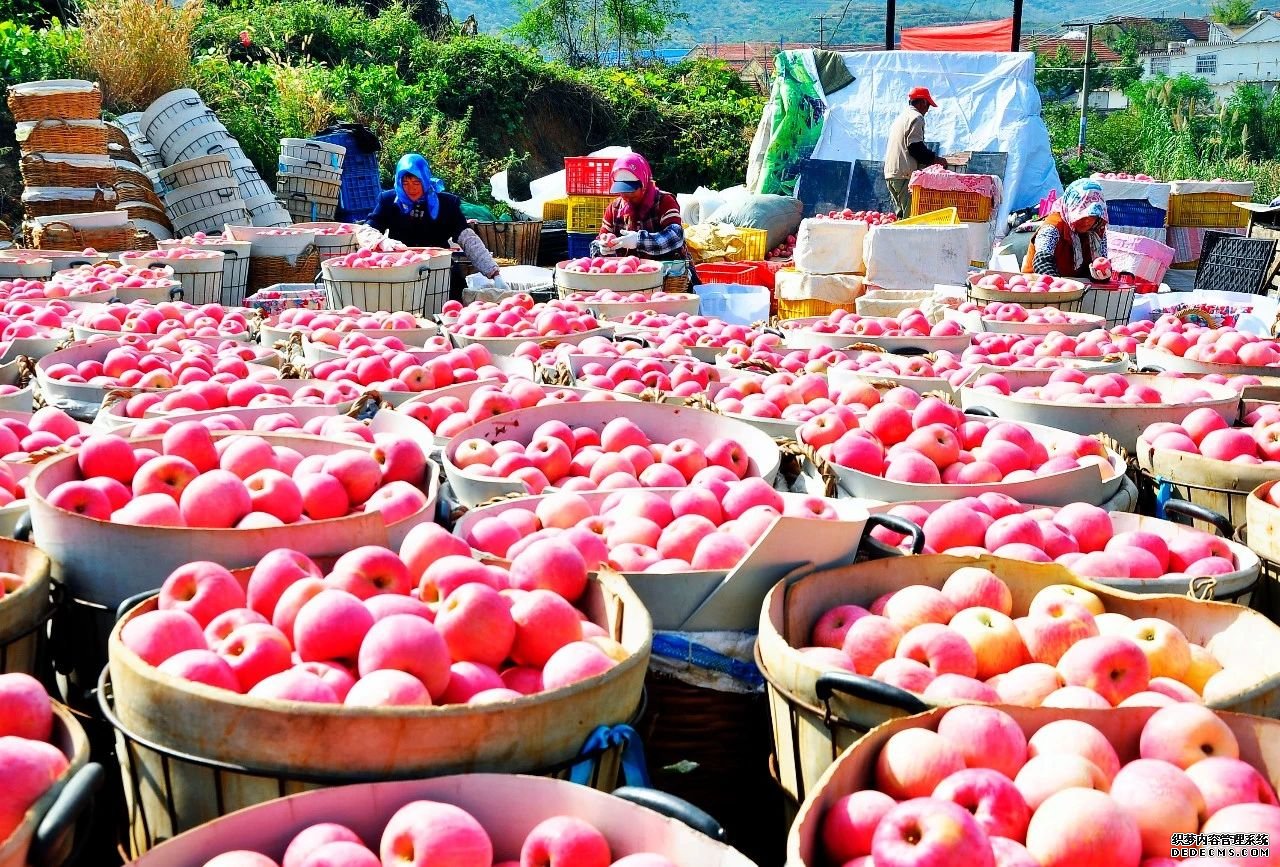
566, 195, 612, 232
777, 296, 844, 319
896, 207, 959, 226
911, 187, 992, 222
722, 227, 767, 262
1168, 192, 1251, 229
542, 198, 569, 222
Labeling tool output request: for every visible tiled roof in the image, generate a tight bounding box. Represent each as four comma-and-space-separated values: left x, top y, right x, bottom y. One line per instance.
1025, 36, 1123, 63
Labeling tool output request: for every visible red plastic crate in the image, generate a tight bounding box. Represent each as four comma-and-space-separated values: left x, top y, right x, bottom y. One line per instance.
565, 157, 616, 196
695, 262, 759, 285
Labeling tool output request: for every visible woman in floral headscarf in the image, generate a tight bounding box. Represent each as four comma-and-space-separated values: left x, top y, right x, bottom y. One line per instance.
367, 153, 506, 290
1023, 178, 1110, 279
595, 153, 688, 263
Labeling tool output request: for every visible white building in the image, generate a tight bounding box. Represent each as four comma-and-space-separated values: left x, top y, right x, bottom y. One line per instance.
1144, 13, 1280, 98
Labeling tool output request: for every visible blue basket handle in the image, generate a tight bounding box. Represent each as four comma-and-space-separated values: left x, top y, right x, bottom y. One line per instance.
611, 787, 728, 842
567, 723, 650, 788
1154, 477, 1175, 519
649, 633, 764, 689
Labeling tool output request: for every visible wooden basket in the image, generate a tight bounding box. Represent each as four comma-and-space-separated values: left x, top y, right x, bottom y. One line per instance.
787, 705, 1280, 867
20, 152, 115, 188
472, 219, 543, 264
0, 539, 53, 677
7, 79, 101, 122
247, 245, 321, 294
104, 569, 651, 856
30, 219, 135, 253
22, 186, 119, 218
15, 119, 108, 155
758, 552, 1280, 804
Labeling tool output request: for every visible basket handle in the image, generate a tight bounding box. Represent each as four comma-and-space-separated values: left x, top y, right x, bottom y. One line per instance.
1161, 499, 1234, 539
206, 142, 226, 155
27, 763, 105, 867
168, 284, 185, 302
964, 405, 999, 418
305, 159, 323, 168
217, 188, 235, 200
180, 97, 202, 107
116, 589, 159, 623
860, 513, 926, 556
290, 192, 308, 201
610, 787, 729, 843
815, 672, 931, 715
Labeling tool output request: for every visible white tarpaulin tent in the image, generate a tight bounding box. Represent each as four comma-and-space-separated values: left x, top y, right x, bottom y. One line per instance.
748, 49, 1061, 232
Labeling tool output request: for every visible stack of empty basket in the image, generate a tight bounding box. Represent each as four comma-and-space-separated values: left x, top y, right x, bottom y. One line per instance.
155, 154, 246, 238
9, 79, 121, 226
140, 89, 292, 229
277, 138, 345, 222
108, 114, 173, 243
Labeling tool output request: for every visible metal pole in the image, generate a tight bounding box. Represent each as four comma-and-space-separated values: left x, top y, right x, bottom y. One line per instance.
1011, 0, 1023, 52
1077, 23, 1093, 158
886, 0, 896, 49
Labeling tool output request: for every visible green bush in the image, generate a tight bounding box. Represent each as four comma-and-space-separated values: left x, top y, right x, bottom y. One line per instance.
0, 18, 77, 94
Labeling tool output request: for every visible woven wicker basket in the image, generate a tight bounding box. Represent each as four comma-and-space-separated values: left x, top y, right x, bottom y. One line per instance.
7, 79, 101, 122
117, 201, 171, 232
247, 245, 321, 294
22, 186, 118, 218
114, 178, 166, 212
105, 123, 130, 150
472, 220, 544, 265
20, 153, 115, 188
15, 120, 108, 156
31, 219, 135, 253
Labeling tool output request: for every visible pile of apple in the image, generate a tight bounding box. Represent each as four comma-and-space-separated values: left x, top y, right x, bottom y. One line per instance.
0, 406, 83, 460
816, 703, 1274, 867
121, 530, 625, 708
1144, 317, 1280, 367
401, 380, 624, 438
174, 232, 231, 245
0, 301, 66, 348
611, 313, 779, 354
74, 300, 251, 339
464, 481, 836, 575
0, 277, 110, 301
307, 224, 355, 236
803, 571, 1223, 707
872, 495, 1240, 582
1094, 171, 1157, 181
802, 391, 1112, 485
962, 326, 1143, 363
714, 372, 889, 424
273, 307, 427, 334
560, 256, 660, 275
116, 379, 360, 417
768, 235, 796, 260
45, 427, 431, 528
575, 357, 725, 396
970, 302, 1100, 326
547, 335, 691, 363
312, 332, 451, 355
561, 289, 692, 305
453, 416, 756, 495
127, 412, 382, 447
820, 209, 897, 225
967, 369, 1228, 406
1141, 406, 1280, 466
328, 248, 446, 269
203, 806, 686, 867
43, 342, 280, 390
309, 344, 503, 392
786, 309, 968, 340
48, 262, 177, 295
445, 297, 601, 341
0, 673, 68, 846
970, 272, 1087, 294
120, 247, 222, 264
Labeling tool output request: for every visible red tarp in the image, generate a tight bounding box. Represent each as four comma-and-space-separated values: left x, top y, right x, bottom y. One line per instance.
899, 18, 1015, 52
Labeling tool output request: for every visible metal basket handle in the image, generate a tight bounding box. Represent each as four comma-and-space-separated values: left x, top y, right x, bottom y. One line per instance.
27, 763, 105, 867
611, 787, 728, 843
964, 405, 999, 418
860, 513, 926, 556
816, 671, 931, 715
1161, 499, 1234, 539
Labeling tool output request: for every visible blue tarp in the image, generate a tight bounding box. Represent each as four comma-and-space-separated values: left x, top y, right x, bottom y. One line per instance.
749, 49, 1061, 230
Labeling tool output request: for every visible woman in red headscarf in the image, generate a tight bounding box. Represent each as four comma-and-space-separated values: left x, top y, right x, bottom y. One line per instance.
595, 153, 689, 268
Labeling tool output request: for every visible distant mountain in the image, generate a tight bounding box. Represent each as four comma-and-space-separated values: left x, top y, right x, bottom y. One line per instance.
446, 0, 1217, 49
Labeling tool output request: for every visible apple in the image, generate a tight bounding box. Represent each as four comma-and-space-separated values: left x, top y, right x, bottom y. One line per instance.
871, 797, 995, 867
1139, 703, 1240, 769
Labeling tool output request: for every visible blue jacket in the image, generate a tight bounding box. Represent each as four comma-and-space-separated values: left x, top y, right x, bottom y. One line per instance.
366, 189, 469, 248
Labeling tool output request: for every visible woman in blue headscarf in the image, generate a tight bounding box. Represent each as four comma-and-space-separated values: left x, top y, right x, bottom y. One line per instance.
366, 154, 506, 290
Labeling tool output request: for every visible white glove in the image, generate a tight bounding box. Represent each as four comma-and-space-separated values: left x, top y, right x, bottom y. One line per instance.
615, 231, 642, 250
491, 274, 510, 293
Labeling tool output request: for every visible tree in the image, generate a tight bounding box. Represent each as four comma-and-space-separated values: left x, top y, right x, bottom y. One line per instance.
509, 0, 684, 66
1210, 0, 1255, 26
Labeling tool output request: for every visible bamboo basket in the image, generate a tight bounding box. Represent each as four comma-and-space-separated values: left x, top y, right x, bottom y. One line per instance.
0, 539, 53, 677
105, 122, 130, 150
22, 186, 118, 218
19, 152, 115, 188
14, 119, 108, 156
104, 569, 651, 856
6, 79, 101, 122
30, 218, 135, 253
787, 705, 1280, 867
758, 552, 1280, 804
248, 245, 322, 294
472, 220, 543, 265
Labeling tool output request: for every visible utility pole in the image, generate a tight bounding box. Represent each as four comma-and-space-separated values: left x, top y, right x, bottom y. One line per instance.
1079, 22, 1093, 157
813, 14, 833, 46
886, 0, 896, 49
1010, 0, 1023, 52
